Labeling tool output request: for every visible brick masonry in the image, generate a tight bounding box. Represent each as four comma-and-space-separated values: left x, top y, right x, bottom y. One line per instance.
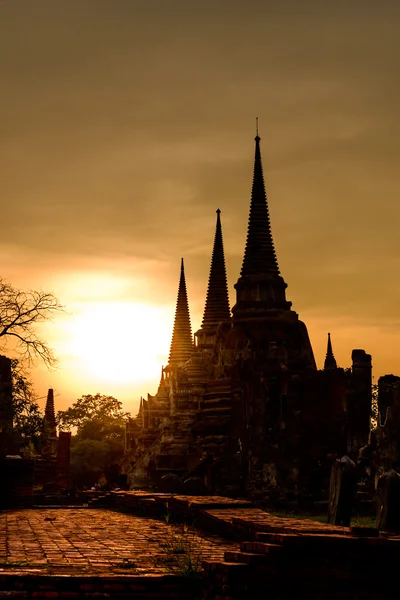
0, 508, 236, 573
1, 493, 399, 599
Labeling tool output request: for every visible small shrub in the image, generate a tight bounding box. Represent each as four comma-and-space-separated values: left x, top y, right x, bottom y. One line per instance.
116, 558, 137, 569
156, 524, 202, 578
164, 502, 172, 524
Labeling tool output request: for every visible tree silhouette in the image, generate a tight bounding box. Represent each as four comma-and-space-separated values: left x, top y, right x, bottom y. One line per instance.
0, 278, 64, 367
57, 394, 130, 488
57, 393, 129, 440
10, 359, 45, 454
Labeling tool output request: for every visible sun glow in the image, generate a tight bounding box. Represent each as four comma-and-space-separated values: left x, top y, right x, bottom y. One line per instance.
63, 302, 172, 385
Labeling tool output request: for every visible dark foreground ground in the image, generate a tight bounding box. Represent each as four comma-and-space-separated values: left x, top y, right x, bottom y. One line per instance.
0, 494, 397, 599
0, 508, 236, 574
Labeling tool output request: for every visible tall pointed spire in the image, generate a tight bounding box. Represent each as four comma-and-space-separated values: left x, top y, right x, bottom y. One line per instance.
44, 388, 57, 438
324, 333, 337, 370
233, 129, 291, 318
201, 209, 230, 331
240, 128, 280, 277
168, 258, 193, 366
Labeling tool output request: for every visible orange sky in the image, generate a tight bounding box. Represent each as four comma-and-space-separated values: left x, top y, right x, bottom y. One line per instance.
1, 1, 400, 415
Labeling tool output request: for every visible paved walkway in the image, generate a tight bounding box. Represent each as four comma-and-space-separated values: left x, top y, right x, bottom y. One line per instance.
0, 508, 237, 574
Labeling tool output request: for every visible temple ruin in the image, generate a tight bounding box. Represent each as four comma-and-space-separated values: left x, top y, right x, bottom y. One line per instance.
0, 374, 71, 507
34, 388, 72, 493
121, 133, 374, 499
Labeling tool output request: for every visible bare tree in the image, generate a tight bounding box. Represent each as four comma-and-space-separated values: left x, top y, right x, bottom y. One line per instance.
0, 278, 64, 368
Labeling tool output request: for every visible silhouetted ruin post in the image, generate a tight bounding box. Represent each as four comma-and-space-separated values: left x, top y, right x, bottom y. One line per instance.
0, 355, 13, 458
57, 431, 72, 489
377, 462, 400, 533
328, 454, 357, 526
347, 350, 372, 453
0, 355, 34, 507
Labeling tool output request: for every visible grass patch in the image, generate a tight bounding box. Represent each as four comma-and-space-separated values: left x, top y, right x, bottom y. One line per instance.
270, 511, 377, 528
270, 511, 327, 523
0, 561, 34, 569
156, 523, 202, 578
349, 516, 376, 528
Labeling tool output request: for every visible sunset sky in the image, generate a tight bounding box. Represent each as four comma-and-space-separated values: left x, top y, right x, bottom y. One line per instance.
1, 0, 400, 415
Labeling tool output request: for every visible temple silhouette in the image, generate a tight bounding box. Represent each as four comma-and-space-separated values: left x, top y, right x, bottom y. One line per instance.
0, 363, 71, 507
122, 132, 373, 498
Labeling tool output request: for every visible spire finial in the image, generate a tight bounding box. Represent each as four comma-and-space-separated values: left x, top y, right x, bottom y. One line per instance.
256, 117, 259, 139
324, 332, 337, 370
200, 209, 230, 333
240, 133, 280, 277
169, 259, 193, 366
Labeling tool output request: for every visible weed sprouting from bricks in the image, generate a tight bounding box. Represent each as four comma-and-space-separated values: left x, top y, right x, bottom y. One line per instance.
0, 561, 34, 568
164, 502, 172, 525
116, 558, 138, 570
155, 522, 203, 578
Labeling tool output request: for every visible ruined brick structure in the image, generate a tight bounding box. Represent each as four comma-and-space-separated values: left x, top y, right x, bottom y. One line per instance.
34, 388, 72, 491
0, 357, 73, 504
374, 374, 400, 470
122, 133, 373, 498
0, 355, 13, 458
0, 355, 34, 507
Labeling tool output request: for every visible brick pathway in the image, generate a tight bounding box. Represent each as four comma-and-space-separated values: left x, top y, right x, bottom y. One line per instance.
0, 509, 237, 574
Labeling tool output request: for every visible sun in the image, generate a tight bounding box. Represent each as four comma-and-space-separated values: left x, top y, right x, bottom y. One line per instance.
63, 302, 172, 385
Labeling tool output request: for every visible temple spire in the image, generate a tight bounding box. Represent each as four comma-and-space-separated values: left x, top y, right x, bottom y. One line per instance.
201, 209, 230, 331
240, 132, 280, 277
324, 333, 337, 370
233, 132, 291, 318
44, 388, 57, 438
168, 258, 193, 366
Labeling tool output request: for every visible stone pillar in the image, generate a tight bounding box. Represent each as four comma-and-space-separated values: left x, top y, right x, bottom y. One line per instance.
0, 457, 34, 508
377, 375, 400, 468
57, 431, 71, 489
347, 349, 372, 453
0, 355, 13, 458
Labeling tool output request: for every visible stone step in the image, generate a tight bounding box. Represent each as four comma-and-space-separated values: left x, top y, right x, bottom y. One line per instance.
193, 410, 231, 424
224, 550, 272, 566
192, 416, 231, 431
198, 406, 231, 418
161, 435, 193, 443
203, 384, 231, 393
254, 531, 384, 552
240, 541, 282, 555
155, 454, 189, 470
197, 434, 229, 443
204, 378, 231, 389
200, 397, 232, 409
233, 515, 348, 536
200, 443, 228, 452
202, 560, 249, 578
202, 394, 231, 404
